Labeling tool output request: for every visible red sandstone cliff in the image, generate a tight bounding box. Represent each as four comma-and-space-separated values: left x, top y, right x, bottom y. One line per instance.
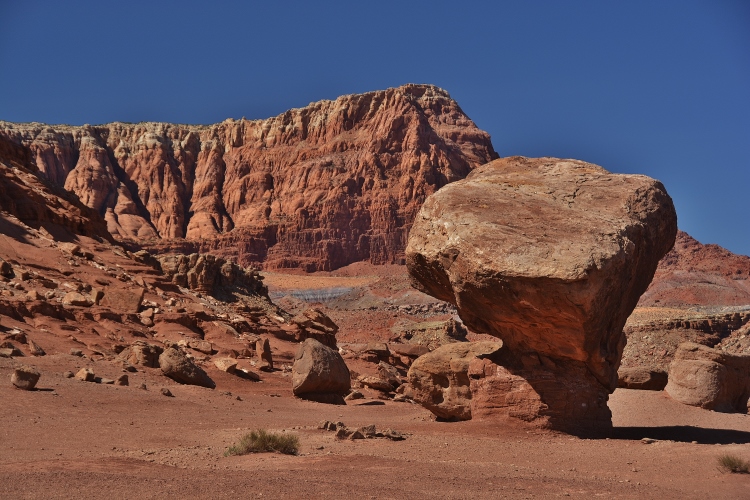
0, 84, 498, 271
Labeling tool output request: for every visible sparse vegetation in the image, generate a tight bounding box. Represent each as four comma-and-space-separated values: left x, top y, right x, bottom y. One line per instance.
225, 429, 299, 456
717, 454, 750, 473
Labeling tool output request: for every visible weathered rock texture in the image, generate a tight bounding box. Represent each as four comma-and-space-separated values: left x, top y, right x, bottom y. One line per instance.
405, 341, 502, 420
0, 84, 497, 271
617, 367, 668, 391
665, 342, 750, 412
406, 157, 677, 433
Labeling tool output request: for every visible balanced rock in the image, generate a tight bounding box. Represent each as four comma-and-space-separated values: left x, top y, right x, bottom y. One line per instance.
665, 342, 750, 412
158, 347, 215, 389
406, 157, 677, 434
292, 338, 351, 402
11, 365, 40, 390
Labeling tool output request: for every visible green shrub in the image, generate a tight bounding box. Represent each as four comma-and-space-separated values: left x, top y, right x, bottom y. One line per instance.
717, 454, 750, 473
225, 429, 299, 456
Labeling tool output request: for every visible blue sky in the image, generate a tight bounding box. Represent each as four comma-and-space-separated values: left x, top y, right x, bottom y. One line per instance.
1, 1, 748, 255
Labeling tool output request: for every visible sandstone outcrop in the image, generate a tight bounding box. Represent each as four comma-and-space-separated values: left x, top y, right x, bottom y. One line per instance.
292, 338, 350, 402
155, 253, 267, 300
665, 342, 750, 412
405, 342, 502, 421
0, 85, 497, 271
406, 157, 677, 433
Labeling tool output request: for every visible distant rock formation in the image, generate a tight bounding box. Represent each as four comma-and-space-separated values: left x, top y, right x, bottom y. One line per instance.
405, 157, 677, 434
0, 84, 497, 271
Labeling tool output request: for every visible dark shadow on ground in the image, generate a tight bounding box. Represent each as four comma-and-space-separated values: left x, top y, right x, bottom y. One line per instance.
611, 426, 750, 444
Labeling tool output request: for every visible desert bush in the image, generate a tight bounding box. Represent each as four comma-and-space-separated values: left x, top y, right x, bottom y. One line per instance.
717, 453, 750, 473
225, 429, 299, 456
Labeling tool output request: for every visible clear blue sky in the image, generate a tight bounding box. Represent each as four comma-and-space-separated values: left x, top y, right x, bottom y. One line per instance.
1, 1, 748, 255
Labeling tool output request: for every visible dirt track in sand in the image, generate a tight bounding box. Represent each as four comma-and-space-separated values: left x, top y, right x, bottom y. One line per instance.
2, 354, 750, 499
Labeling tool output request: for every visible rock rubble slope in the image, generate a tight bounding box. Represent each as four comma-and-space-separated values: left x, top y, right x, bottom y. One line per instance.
406, 156, 677, 433
0, 84, 497, 271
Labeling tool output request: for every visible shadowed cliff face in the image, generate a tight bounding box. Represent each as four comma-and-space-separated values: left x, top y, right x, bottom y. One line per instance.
0, 84, 498, 271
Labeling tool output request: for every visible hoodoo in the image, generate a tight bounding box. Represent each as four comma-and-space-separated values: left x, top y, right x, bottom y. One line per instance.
405, 156, 677, 434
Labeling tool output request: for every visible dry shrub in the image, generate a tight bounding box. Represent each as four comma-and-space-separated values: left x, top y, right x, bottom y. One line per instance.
225, 429, 299, 456
717, 454, 750, 473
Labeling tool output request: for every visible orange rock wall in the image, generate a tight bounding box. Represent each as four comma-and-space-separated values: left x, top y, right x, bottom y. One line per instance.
0, 85, 497, 270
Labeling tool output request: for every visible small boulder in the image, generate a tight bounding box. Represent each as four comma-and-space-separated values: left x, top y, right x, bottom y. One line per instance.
115, 374, 129, 386
359, 376, 394, 392
11, 366, 40, 390
377, 361, 402, 389
26, 290, 42, 301
214, 358, 238, 373
161, 387, 174, 397
75, 367, 96, 382
158, 347, 215, 388
188, 340, 213, 355
118, 341, 163, 368
618, 367, 668, 391
292, 338, 351, 401
0, 258, 14, 278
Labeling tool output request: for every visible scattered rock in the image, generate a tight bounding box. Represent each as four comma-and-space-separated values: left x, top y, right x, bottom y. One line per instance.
345, 390, 364, 401
158, 347, 215, 388
28, 340, 45, 356
377, 361, 402, 389
11, 365, 40, 390
188, 340, 213, 355
69, 349, 83, 357
214, 358, 238, 373
617, 367, 668, 391
0, 258, 13, 278
63, 371, 74, 378
291, 308, 339, 348
62, 292, 93, 307
115, 374, 129, 386
75, 367, 95, 382
99, 378, 115, 385
292, 338, 351, 402
359, 376, 394, 392
665, 342, 750, 412
161, 387, 174, 397
26, 290, 42, 301
117, 341, 163, 368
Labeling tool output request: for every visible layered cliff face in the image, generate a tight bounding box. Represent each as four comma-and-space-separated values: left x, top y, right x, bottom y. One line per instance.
0, 84, 497, 271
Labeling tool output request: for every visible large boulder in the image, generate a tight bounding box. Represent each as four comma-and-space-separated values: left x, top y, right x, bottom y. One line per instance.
406, 157, 677, 434
158, 347, 215, 388
665, 342, 750, 412
292, 338, 350, 402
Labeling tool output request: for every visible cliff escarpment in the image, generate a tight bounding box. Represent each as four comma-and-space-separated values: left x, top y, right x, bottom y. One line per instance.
0, 84, 497, 271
